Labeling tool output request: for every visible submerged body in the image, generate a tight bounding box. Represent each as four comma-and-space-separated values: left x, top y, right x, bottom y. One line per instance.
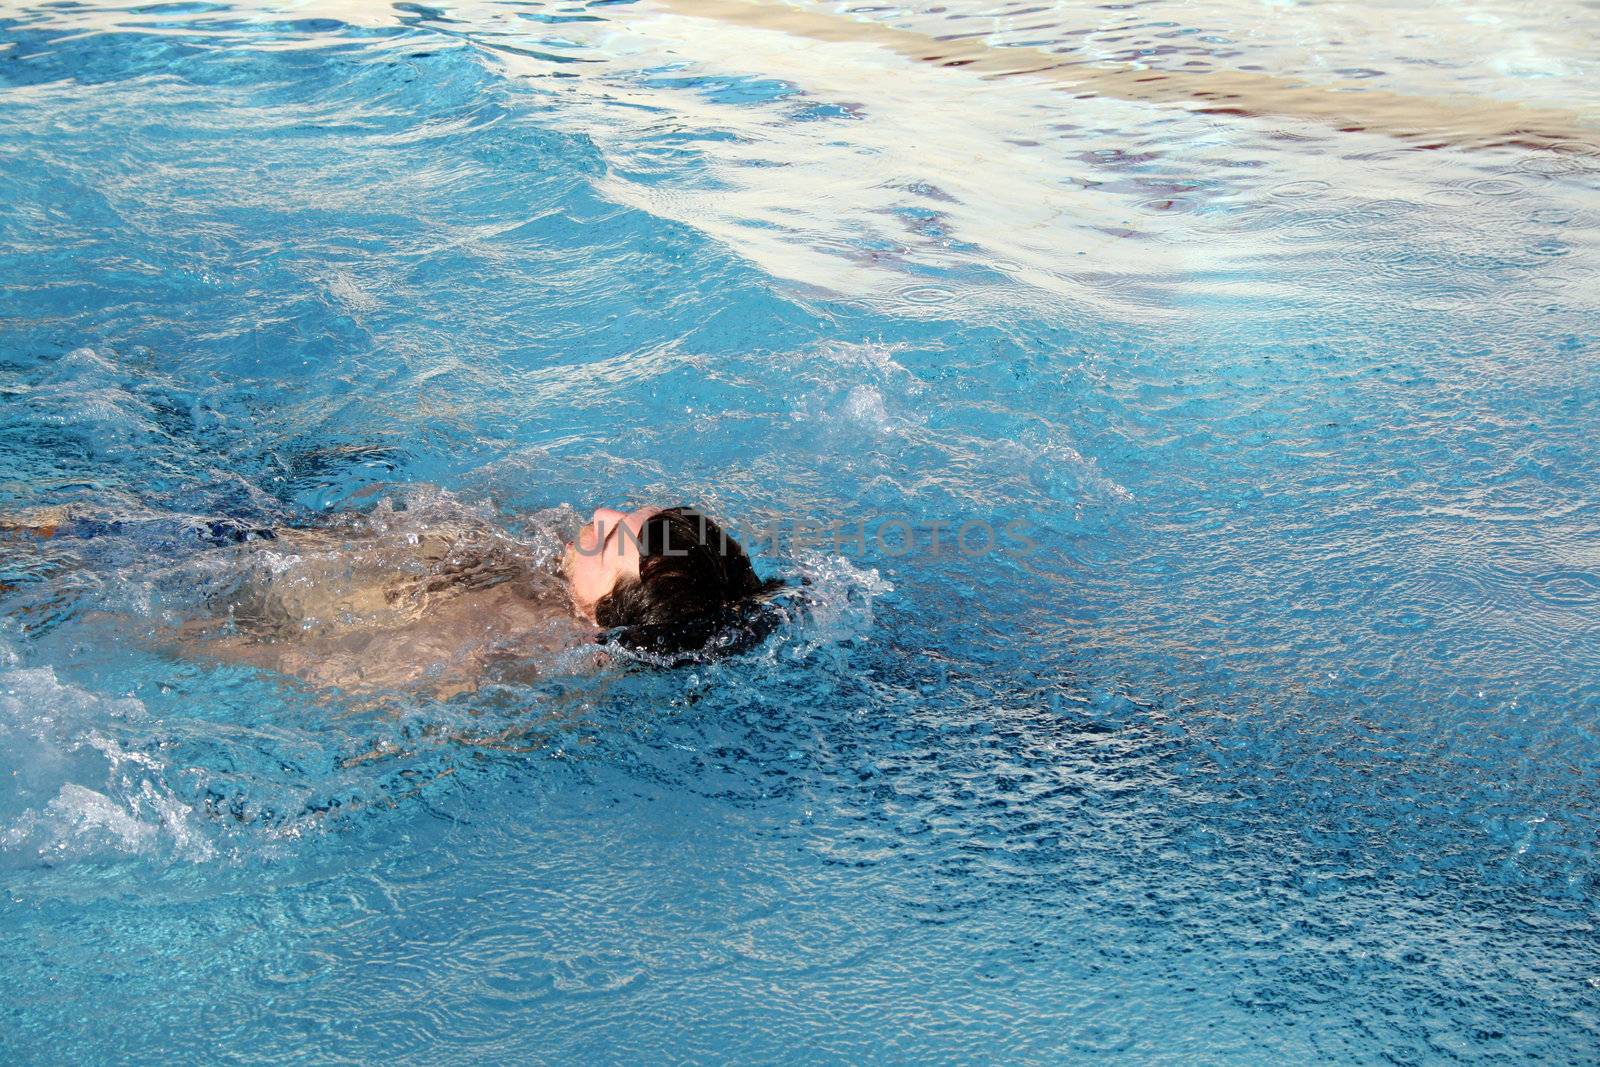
188, 520, 598, 698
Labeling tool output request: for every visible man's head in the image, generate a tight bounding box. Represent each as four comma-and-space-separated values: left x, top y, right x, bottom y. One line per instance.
563, 506, 767, 648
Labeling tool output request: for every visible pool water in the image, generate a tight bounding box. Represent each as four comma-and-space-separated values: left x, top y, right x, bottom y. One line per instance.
2, 0, 1598, 1061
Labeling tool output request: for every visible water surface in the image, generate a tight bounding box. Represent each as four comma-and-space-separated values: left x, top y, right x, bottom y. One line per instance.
1, 0, 1598, 1061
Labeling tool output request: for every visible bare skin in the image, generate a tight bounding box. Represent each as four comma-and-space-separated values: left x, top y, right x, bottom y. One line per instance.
563, 505, 661, 619
194, 506, 663, 698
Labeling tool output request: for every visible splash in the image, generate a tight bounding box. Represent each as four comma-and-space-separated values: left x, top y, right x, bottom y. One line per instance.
0, 666, 213, 863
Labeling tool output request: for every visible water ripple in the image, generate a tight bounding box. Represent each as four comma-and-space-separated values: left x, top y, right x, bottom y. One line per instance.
1, 0, 1598, 1063
1528, 569, 1600, 608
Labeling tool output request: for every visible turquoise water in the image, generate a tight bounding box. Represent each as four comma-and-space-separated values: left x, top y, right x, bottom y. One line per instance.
2, 0, 1598, 1061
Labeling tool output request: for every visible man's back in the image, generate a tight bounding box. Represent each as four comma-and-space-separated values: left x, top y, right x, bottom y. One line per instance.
184, 515, 595, 698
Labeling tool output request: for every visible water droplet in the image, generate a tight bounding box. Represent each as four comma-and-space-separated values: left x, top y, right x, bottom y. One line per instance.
1270, 180, 1333, 199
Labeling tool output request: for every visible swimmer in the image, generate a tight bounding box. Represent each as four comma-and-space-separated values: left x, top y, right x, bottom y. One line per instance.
0, 499, 780, 697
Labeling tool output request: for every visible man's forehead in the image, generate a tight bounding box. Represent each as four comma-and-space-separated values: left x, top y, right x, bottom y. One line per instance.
602, 507, 659, 551
625, 506, 662, 533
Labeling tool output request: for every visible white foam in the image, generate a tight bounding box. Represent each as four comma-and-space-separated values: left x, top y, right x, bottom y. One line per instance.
1011, 429, 1133, 506
29, 347, 161, 459
0, 667, 213, 863
788, 341, 927, 437
840, 384, 890, 430
780, 551, 894, 659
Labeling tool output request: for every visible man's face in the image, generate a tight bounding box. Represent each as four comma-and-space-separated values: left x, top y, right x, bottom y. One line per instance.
562, 505, 661, 619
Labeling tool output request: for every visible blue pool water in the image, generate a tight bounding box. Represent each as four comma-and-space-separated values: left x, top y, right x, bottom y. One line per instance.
2, 0, 1598, 1061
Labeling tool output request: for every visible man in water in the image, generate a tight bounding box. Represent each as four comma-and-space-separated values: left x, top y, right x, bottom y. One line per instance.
1, 501, 774, 697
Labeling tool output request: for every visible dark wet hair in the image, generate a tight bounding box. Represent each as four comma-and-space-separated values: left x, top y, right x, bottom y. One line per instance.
594, 507, 782, 657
